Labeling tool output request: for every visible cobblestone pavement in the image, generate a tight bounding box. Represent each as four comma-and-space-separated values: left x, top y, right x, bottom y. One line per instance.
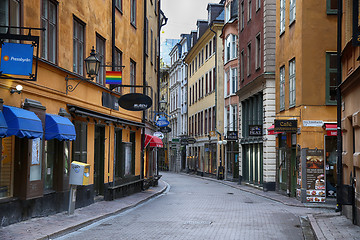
55, 172, 325, 240
2, 172, 360, 240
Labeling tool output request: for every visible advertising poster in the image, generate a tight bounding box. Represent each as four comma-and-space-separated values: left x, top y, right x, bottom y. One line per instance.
306, 149, 325, 202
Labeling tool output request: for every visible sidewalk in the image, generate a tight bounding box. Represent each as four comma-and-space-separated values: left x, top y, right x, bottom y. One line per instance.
0, 181, 168, 240
186, 173, 360, 240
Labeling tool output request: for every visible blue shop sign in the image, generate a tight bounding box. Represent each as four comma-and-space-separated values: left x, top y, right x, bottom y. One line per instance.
156, 116, 169, 127
0, 42, 34, 76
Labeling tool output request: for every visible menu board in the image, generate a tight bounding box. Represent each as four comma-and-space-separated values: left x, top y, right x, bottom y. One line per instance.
305, 149, 325, 202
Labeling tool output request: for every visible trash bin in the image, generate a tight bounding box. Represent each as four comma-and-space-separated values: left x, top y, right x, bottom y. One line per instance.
69, 161, 90, 186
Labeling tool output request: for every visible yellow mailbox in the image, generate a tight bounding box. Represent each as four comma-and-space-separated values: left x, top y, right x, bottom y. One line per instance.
69, 161, 90, 185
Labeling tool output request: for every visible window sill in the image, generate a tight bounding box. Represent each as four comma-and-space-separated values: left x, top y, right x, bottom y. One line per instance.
326, 10, 338, 15
280, 30, 285, 37
131, 22, 137, 29
115, 6, 123, 15
289, 19, 296, 27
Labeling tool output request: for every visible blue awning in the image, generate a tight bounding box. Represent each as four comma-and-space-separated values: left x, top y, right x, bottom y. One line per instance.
3, 105, 43, 139
0, 110, 8, 138
45, 114, 76, 141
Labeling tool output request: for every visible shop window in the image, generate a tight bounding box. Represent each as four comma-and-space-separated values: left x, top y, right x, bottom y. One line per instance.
73, 121, 87, 163
41, 0, 57, 63
44, 140, 55, 190
114, 129, 123, 179
129, 132, 136, 175
0, 137, 13, 198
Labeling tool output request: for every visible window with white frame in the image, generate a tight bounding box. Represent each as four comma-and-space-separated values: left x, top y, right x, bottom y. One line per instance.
209, 39, 212, 55
231, 104, 237, 131
280, 66, 285, 110
231, 68, 238, 94
225, 70, 230, 96
290, 0, 296, 24
231, 35, 237, 59
247, 43, 251, 76
280, 0, 285, 33
289, 59, 296, 107
225, 3, 231, 23
255, 33, 261, 69
225, 35, 231, 62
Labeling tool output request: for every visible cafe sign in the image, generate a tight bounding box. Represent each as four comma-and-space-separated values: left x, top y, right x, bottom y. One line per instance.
274, 120, 297, 132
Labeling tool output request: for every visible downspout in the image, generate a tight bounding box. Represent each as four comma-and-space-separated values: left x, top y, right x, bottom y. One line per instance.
141, 0, 147, 181
111, 0, 116, 188
336, 0, 343, 212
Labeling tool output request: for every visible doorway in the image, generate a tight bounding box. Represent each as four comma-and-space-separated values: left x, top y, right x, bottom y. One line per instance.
94, 125, 105, 196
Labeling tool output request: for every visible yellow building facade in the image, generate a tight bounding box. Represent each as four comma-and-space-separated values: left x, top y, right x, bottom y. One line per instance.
184, 4, 224, 177
0, 0, 159, 226
275, 0, 337, 200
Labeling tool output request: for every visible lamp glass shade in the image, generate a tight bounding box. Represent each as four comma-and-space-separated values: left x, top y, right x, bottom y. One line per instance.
85, 48, 101, 79
159, 98, 167, 111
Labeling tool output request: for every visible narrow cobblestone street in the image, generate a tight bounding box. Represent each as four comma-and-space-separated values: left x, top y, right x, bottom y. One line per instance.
55, 172, 328, 240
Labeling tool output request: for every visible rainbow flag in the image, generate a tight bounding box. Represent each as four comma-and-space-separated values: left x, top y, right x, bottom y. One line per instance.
106, 71, 122, 84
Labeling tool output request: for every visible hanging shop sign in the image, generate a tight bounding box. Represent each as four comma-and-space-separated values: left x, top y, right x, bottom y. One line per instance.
274, 120, 297, 132
305, 149, 325, 203
153, 131, 164, 140
226, 131, 238, 140
156, 115, 170, 127
0, 42, 34, 76
118, 93, 152, 111
160, 126, 171, 133
180, 138, 188, 145
249, 125, 262, 136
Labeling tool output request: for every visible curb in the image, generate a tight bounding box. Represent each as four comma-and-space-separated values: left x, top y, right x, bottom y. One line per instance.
308, 214, 325, 240
41, 180, 169, 240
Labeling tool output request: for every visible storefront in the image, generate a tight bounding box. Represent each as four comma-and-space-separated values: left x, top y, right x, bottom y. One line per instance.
144, 134, 164, 186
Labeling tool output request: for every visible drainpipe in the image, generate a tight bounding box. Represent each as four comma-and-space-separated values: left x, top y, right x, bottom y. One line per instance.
336, 0, 343, 212
141, 0, 147, 181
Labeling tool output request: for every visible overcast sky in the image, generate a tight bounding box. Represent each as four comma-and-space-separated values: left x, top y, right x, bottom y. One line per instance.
160, 0, 220, 42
